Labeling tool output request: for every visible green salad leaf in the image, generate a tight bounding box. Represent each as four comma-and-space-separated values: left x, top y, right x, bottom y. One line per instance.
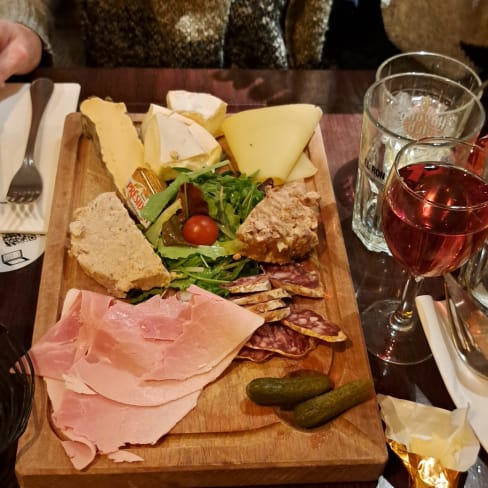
165, 254, 261, 297
135, 161, 265, 299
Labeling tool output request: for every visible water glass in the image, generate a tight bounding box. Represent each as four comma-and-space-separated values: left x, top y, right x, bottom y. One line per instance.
352, 72, 485, 254
376, 51, 483, 98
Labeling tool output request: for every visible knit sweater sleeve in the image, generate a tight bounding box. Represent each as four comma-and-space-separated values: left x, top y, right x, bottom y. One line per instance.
0, 0, 57, 53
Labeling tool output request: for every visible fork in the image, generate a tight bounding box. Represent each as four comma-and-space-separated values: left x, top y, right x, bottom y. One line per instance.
6, 78, 54, 204
443, 273, 488, 379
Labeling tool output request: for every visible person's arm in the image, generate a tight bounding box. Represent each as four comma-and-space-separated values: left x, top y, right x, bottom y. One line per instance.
0, 0, 57, 84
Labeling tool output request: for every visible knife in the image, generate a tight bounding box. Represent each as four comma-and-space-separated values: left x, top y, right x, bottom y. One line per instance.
444, 273, 488, 356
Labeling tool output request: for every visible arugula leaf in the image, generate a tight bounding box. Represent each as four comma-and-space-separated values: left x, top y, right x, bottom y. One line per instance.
191, 171, 264, 238
164, 254, 261, 297
140, 161, 231, 222
157, 239, 244, 260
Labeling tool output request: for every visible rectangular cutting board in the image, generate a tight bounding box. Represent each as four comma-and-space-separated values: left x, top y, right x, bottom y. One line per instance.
16, 112, 387, 487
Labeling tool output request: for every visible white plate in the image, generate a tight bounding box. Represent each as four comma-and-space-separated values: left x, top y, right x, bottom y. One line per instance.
0, 82, 80, 234
416, 295, 488, 452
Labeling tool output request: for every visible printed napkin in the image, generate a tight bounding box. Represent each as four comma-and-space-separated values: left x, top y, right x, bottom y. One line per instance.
0, 82, 80, 234
416, 295, 488, 452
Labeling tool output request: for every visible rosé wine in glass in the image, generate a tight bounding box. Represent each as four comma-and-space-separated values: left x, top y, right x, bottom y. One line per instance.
383, 163, 488, 278
361, 137, 488, 365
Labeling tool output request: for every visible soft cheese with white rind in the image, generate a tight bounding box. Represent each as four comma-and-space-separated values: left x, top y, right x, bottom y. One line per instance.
80, 97, 145, 192
166, 90, 227, 137
222, 104, 322, 183
141, 104, 222, 180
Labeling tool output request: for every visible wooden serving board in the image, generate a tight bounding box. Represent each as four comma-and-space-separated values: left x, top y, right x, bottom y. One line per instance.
16, 112, 387, 487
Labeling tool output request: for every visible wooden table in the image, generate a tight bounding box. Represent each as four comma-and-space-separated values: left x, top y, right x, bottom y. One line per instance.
1, 67, 487, 488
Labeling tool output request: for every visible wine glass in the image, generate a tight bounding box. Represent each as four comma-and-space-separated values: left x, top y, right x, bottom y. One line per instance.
361, 136, 488, 365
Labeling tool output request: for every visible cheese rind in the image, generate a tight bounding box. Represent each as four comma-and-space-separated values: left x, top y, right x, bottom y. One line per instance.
222, 104, 322, 183
141, 104, 222, 180
166, 90, 227, 137
80, 97, 145, 192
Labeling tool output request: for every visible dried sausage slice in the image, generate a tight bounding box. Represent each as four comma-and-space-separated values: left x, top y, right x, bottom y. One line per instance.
221, 274, 271, 294
281, 308, 347, 342
263, 261, 324, 298
236, 346, 274, 362
246, 323, 317, 358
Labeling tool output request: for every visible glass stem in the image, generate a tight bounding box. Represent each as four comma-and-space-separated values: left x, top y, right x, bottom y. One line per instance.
389, 274, 424, 332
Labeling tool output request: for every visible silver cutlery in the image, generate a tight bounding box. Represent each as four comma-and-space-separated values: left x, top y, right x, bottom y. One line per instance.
6, 78, 54, 204
443, 272, 488, 379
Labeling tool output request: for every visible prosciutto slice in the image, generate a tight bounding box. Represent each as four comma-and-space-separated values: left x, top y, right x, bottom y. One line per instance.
28, 286, 263, 470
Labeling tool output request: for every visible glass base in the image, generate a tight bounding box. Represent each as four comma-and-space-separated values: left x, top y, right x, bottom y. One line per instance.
361, 299, 432, 365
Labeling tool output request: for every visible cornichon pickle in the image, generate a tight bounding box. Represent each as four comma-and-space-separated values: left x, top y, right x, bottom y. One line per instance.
246, 374, 332, 406
293, 378, 373, 428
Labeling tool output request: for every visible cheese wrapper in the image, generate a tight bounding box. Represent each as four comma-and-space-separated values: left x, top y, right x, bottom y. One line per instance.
378, 395, 480, 487
123, 167, 164, 229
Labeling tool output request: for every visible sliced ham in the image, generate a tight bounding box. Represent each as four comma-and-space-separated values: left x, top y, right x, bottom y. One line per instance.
51, 380, 199, 453
28, 285, 264, 470
72, 344, 242, 406
143, 285, 264, 381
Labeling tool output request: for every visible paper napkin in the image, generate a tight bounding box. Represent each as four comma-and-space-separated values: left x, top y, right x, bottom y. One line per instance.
0, 82, 81, 234
416, 295, 488, 452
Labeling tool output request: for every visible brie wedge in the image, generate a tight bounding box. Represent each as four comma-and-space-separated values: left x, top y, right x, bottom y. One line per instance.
141, 104, 222, 180
166, 90, 227, 137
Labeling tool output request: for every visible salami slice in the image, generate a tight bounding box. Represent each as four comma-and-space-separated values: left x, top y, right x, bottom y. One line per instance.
246, 323, 317, 358
263, 261, 324, 298
245, 299, 287, 314
221, 274, 271, 294
281, 308, 347, 342
230, 287, 290, 305
236, 346, 274, 362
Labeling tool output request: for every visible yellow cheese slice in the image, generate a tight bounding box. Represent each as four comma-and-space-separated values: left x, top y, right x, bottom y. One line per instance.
141, 104, 222, 180
80, 97, 145, 193
286, 153, 317, 182
166, 90, 227, 137
222, 104, 322, 183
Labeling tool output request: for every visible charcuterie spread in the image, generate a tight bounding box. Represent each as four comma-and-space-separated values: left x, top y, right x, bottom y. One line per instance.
17, 92, 387, 484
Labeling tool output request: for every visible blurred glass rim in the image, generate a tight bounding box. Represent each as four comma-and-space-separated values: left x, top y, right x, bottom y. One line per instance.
363, 72, 486, 144
392, 136, 488, 211
376, 50, 483, 98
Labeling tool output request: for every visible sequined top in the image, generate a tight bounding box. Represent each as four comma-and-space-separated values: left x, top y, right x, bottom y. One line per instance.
0, 0, 333, 69
3, 1, 487, 71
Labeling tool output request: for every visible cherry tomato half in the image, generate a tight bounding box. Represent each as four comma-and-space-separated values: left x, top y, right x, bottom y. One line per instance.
182, 215, 219, 246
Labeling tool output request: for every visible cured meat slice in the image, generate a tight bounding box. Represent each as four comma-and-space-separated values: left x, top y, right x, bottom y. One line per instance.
108, 451, 144, 463
73, 344, 242, 406
49, 379, 199, 455
142, 285, 264, 381
257, 307, 291, 323
246, 323, 317, 358
264, 260, 325, 298
221, 274, 271, 293
236, 346, 274, 362
244, 299, 288, 314
230, 287, 290, 305
281, 308, 347, 342
27, 285, 265, 469
28, 290, 113, 380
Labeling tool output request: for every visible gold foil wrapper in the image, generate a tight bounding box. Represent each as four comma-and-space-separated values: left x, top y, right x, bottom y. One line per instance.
388, 439, 461, 488
123, 167, 164, 229
378, 395, 480, 488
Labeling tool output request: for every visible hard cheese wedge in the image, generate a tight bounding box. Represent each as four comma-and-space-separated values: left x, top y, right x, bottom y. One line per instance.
287, 153, 317, 182
222, 104, 323, 183
166, 90, 227, 137
141, 104, 222, 180
80, 97, 145, 192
